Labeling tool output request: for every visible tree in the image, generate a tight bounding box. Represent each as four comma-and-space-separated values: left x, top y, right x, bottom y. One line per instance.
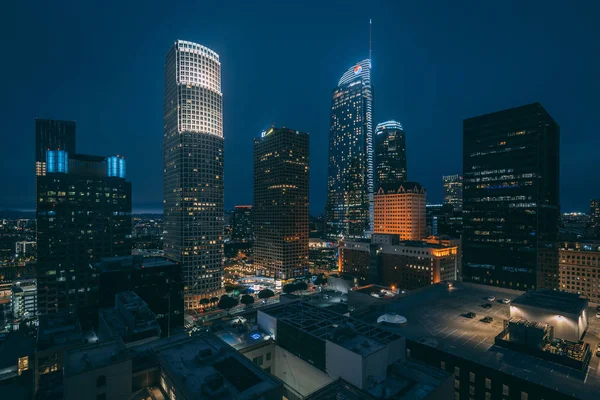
210, 296, 220, 304
283, 283, 298, 294
240, 294, 255, 307
200, 298, 210, 307
218, 295, 239, 314
258, 289, 275, 300
296, 282, 308, 291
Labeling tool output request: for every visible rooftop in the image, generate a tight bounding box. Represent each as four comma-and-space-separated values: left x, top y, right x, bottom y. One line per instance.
64, 340, 129, 377
156, 334, 281, 399
261, 301, 401, 357
37, 312, 84, 351
512, 289, 588, 315
354, 282, 600, 400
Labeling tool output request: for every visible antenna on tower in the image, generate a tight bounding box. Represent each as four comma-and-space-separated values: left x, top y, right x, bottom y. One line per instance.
369, 18, 372, 61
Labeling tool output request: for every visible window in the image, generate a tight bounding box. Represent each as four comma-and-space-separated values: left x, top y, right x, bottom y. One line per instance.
521, 392, 528, 400
469, 385, 475, 395
96, 375, 106, 387
485, 378, 491, 389
454, 367, 460, 376
455, 379, 460, 389
503, 384, 509, 396
96, 395, 106, 400
485, 393, 491, 400
266, 352, 271, 361
253, 355, 264, 366
469, 372, 475, 383
441, 361, 446, 370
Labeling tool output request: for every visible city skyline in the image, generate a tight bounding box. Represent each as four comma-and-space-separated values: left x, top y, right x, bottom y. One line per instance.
2, 1, 599, 215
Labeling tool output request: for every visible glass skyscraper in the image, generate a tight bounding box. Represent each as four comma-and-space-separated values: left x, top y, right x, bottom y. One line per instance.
163, 40, 224, 310
462, 102, 559, 290
254, 127, 309, 279
326, 59, 374, 238
375, 120, 406, 187
442, 174, 463, 211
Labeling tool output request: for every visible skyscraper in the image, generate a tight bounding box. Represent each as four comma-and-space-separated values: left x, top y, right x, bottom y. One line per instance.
442, 174, 463, 211
163, 40, 224, 310
326, 59, 374, 238
37, 151, 131, 315
231, 205, 253, 243
462, 103, 560, 290
375, 120, 406, 186
590, 199, 600, 239
35, 119, 76, 177
254, 127, 309, 279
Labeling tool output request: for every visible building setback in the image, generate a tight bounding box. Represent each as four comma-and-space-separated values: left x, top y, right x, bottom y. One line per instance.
375, 120, 407, 186
462, 102, 560, 290
326, 59, 374, 238
374, 182, 426, 241
163, 40, 224, 309
253, 127, 309, 279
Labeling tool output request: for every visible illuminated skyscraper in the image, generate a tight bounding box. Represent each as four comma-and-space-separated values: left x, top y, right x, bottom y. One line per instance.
463, 103, 559, 290
35, 119, 76, 177
326, 59, 374, 238
442, 174, 463, 211
254, 127, 309, 279
163, 40, 224, 310
375, 120, 406, 186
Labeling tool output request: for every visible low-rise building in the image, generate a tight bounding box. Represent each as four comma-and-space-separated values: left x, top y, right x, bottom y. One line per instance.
15, 241, 36, 257
374, 182, 426, 240
11, 279, 37, 322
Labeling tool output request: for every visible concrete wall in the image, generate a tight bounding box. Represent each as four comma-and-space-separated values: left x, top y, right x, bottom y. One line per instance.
64, 359, 132, 400
273, 345, 332, 397
325, 340, 364, 389
241, 341, 276, 373
257, 310, 278, 339
510, 304, 582, 342
363, 347, 389, 388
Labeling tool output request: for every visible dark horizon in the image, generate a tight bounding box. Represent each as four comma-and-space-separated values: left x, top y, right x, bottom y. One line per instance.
1, 1, 599, 214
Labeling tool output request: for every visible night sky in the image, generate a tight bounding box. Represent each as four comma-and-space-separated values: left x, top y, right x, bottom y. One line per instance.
1, 1, 599, 214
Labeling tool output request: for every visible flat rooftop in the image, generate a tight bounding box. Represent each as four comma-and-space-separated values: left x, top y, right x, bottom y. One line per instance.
156, 334, 281, 399
37, 312, 84, 350
64, 340, 129, 377
354, 282, 600, 400
512, 289, 588, 315
261, 301, 401, 356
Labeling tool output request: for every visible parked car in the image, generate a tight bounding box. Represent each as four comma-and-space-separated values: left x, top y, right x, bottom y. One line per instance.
486, 296, 496, 302
596, 312, 600, 318
596, 344, 600, 357
481, 316, 493, 323
482, 303, 492, 309
501, 299, 511, 304
464, 312, 476, 319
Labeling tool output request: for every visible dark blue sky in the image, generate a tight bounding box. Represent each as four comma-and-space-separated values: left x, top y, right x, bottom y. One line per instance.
1, 1, 599, 214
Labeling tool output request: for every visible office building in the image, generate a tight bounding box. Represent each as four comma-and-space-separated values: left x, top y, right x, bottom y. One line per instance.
326, 59, 374, 238
374, 182, 426, 240
462, 103, 560, 290
232, 205, 253, 242
94, 255, 183, 337
163, 40, 224, 310
339, 235, 458, 287
443, 174, 463, 211
590, 199, 600, 239
36, 150, 131, 316
426, 204, 463, 238
11, 280, 37, 321
375, 120, 407, 186
35, 119, 76, 177
254, 127, 309, 279
354, 282, 599, 400
538, 241, 600, 303
14, 241, 36, 257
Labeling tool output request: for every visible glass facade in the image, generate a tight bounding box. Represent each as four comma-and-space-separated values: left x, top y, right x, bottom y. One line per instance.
254, 128, 309, 279
163, 40, 224, 310
443, 174, 463, 211
326, 59, 374, 238
375, 120, 406, 187
107, 155, 126, 178
462, 102, 560, 290
231, 205, 253, 243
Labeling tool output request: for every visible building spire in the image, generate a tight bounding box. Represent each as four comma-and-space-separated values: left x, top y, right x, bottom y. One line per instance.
369, 19, 372, 61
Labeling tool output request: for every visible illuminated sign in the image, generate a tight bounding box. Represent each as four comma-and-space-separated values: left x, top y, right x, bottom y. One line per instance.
261, 127, 275, 138
353, 65, 362, 75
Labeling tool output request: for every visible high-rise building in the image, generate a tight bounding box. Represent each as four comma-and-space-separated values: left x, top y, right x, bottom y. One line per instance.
35, 119, 76, 177
442, 174, 463, 211
590, 199, 600, 238
462, 103, 560, 290
374, 182, 426, 240
326, 59, 374, 238
375, 120, 406, 186
254, 127, 309, 279
163, 40, 224, 310
231, 205, 253, 242
36, 152, 132, 315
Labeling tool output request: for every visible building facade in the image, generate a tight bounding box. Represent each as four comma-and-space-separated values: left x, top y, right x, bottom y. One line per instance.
36, 151, 132, 316
375, 120, 407, 186
326, 59, 374, 238
374, 182, 426, 241
231, 205, 253, 242
590, 199, 600, 239
443, 174, 463, 211
462, 103, 560, 290
11, 279, 37, 321
35, 119, 76, 177
253, 127, 309, 279
163, 40, 224, 309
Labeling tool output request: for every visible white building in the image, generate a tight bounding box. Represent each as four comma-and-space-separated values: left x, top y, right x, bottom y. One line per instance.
11, 279, 37, 321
